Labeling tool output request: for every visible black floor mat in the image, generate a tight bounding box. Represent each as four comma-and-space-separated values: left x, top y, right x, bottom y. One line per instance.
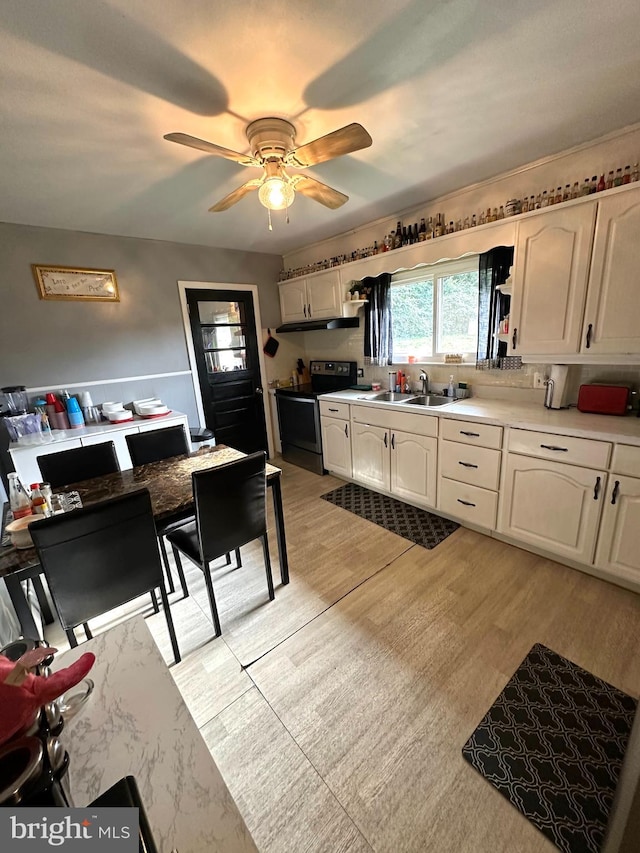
321, 482, 458, 549
462, 643, 637, 853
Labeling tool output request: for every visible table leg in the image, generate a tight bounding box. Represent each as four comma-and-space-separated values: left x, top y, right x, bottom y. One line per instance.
4, 574, 42, 640
32, 575, 54, 625
270, 475, 289, 585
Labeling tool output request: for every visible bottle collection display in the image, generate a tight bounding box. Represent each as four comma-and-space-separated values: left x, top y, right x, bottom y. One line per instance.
279, 160, 640, 281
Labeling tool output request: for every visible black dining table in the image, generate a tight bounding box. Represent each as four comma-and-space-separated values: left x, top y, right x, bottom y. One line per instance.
0, 446, 288, 639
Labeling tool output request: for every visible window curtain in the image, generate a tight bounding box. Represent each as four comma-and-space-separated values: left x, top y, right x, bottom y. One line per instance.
477, 246, 514, 361
363, 273, 393, 366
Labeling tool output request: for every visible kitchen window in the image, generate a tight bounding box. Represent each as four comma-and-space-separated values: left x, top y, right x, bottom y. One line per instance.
390, 256, 479, 362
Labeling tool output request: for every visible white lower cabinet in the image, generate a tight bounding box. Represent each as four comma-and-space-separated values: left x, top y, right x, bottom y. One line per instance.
390, 430, 437, 508
352, 422, 390, 491
499, 455, 606, 565
321, 416, 352, 479
351, 421, 436, 507
80, 427, 139, 470
594, 475, 640, 584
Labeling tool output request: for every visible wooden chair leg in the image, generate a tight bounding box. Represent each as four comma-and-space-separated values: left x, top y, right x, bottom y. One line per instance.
158, 536, 175, 594
83, 622, 93, 640
262, 533, 275, 601
158, 581, 180, 665
202, 560, 222, 637
66, 627, 78, 648
150, 589, 159, 614
235, 547, 242, 569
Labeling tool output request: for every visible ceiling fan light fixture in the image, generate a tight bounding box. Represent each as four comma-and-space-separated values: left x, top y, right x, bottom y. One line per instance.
258, 176, 295, 211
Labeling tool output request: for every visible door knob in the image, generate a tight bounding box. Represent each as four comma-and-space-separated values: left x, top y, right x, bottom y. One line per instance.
255, 387, 263, 396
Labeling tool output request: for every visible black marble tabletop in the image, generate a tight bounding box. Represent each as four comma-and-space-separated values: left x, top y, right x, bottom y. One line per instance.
0, 447, 281, 579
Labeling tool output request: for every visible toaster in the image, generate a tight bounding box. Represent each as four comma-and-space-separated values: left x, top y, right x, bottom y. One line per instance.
577, 384, 630, 416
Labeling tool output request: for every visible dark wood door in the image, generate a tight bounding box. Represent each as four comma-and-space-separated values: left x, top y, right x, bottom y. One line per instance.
186, 288, 268, 454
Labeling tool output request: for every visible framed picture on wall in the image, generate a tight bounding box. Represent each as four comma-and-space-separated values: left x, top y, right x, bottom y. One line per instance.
32, 264, 120, 302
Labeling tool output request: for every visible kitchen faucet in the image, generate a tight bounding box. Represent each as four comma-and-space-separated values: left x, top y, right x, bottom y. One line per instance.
419, 370, 429, 395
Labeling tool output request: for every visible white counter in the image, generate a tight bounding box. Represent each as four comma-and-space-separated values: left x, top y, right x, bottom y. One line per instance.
56, 617, 257, 852
9, 411, 190, 486
319, 391, 640, 447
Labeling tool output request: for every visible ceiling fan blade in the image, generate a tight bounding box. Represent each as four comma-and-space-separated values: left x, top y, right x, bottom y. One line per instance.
208, 179, 263, 212
285, 123, 372, 168
290, 175, 349, 209
164, 133, 261, 167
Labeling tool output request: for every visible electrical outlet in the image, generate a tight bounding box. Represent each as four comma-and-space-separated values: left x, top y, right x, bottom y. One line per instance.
357, 367, 364, 378
533, 372, 546, 389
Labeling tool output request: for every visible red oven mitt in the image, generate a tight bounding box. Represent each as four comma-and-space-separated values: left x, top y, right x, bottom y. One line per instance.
0, 649, 95, 745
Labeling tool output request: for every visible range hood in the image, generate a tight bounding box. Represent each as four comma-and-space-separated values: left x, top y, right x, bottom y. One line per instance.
275, 317, 359, 333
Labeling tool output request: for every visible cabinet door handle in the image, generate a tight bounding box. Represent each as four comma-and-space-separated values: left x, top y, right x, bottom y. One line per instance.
611, 480, 620, 505
458, 461, 478, 469
593, 476, 601, 500
512, 327, 518, 350
328, 408, 339, 412
585, 323, 593, 349
457, 498, 476, 507
308, 303, 312, 318
540, 444, 568, 452
303, 304, 307, 318
384, 432, 388, 448
460, 430, 480, 437
391, 433, 395, 450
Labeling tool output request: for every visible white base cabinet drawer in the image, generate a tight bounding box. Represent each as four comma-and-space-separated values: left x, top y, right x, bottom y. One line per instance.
441, 418, 502, 449
507, 428, 611, 469
611, 444, 640, 477
439, 478, 498, 530
352, 406, 438, 436
440, 440, 501, 490
319, 400, 350, 420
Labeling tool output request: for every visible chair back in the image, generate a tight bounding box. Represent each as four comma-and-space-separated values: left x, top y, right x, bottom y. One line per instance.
30, 489, 164, 630
37, 441, 120, 488
193, 452, 267, 561
126, 426, 189, 467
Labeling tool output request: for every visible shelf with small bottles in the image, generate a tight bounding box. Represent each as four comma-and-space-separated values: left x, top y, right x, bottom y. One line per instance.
279, 172, 640, 283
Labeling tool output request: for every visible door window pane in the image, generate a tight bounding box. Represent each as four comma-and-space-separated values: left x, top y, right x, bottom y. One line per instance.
202, 327, 246, 349
436, 271, 479, 353
390, 279, 434, 359
197, 301, 243, 325
205, 350, 247, 373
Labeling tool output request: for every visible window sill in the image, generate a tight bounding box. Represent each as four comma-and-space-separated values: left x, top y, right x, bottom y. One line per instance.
391, 359, 477, 366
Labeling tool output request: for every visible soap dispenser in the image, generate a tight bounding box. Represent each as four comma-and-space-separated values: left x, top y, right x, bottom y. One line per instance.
447, 375, 455, 398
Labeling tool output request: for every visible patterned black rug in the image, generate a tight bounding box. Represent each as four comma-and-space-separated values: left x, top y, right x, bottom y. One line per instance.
320, 482, 458, 549
462, 644, 637, 853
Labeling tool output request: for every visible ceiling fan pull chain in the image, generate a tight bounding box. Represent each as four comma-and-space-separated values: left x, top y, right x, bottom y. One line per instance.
285, 201, 290, 225
268, 208, 273, 231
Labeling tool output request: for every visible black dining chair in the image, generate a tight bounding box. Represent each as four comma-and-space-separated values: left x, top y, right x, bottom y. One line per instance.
37, 441, 120, 488
166, 451, 274, 637
125, 426, 195, 599
30, 489, 180, 664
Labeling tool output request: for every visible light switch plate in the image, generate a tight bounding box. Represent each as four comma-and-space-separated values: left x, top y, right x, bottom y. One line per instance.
357, 368, 364, 378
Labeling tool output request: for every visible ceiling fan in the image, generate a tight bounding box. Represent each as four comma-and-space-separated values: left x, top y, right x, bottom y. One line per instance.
164, 118, 372, 217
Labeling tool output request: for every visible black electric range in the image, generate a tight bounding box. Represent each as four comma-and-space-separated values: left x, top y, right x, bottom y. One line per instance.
275, 360, 357, 474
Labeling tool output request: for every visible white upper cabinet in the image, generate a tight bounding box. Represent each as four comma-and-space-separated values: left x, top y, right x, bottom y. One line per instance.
581, 189, 640, 354
279, 270, 343, 324
510, 203, 596, 355
278, 279, 308, 322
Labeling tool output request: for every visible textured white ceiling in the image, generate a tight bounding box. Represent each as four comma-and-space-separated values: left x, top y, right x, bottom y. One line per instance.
1, 0, 640, 254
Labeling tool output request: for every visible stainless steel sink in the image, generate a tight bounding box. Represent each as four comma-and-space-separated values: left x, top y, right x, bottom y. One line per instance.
357, 391, 409, 402
401, 394, 455, 407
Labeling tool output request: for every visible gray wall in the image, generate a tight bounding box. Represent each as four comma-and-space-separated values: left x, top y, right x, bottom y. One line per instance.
0, 222, 282, 423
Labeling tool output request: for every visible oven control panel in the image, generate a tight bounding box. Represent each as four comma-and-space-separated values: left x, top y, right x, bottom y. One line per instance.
310, 361, 356, 377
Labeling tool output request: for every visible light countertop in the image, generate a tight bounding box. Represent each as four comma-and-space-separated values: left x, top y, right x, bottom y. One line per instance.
54, 617, 257, 852
319, 391, 640, 446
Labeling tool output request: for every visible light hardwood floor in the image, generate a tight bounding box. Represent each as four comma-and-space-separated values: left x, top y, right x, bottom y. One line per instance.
46, 458, 640, 852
